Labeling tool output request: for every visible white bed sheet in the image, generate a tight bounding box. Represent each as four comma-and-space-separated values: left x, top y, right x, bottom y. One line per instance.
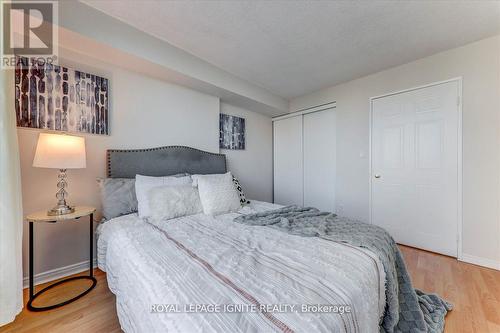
97, 200, 385, 333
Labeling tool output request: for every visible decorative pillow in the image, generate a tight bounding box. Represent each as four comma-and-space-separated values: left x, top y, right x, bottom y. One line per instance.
148, 185, 203, 221
97, 178, 137, 220
135, 174, 192, 218
232, 176, 250, 205
195, 172, 241, 215
192, 173, 250, 206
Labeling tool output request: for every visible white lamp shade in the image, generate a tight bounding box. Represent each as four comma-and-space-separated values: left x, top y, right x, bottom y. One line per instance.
33, 133, 86, 169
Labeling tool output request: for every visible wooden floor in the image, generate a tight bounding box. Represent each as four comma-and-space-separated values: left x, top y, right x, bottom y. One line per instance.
401, 245, 500, 333
1, 245, 500, 332
0, 270, 121, 333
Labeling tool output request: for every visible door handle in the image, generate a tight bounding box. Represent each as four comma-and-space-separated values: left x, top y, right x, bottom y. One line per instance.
374, 174, 381, 179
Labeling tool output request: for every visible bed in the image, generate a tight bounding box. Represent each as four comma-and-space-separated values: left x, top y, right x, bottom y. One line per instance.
97, 146, 448, 333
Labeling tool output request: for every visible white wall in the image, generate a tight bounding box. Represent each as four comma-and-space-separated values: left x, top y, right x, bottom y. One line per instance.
290, 35, 500, 268
220, 103, 273, 202
17, 48, 223, 279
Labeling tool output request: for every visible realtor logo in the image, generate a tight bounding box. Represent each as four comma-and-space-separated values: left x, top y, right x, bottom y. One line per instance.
1, 0, 58, 68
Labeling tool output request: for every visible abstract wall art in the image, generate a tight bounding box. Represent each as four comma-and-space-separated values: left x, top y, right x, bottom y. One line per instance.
219, 113, 245, 150
15, 56, 109, 135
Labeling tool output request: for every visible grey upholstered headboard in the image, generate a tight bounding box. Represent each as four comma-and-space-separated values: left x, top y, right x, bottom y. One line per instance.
106, 146, 227, 178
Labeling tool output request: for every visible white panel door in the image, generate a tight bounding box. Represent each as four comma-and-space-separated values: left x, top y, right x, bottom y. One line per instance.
303, 109, 336, 212
273, 116, 303, 205
371, 81, 460, 256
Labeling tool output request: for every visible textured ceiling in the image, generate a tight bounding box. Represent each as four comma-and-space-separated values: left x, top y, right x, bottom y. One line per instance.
83, 1, 500, 99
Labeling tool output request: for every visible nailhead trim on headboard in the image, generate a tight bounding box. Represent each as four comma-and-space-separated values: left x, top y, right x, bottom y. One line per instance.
106, 145, 227, 178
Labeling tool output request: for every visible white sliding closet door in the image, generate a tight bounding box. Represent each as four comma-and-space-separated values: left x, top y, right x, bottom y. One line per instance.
273, 116, 303, 205
303, 109, 336, 212
273, 107, 336, 210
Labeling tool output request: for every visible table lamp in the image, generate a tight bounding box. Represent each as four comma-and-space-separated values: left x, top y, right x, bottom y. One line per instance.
33, 133, 86, 216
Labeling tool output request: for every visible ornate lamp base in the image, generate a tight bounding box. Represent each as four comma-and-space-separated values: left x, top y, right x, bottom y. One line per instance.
47, 168, 74, 216
47, 204, 75, 216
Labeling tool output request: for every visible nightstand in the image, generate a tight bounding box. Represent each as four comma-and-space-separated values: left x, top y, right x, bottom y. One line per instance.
26, 206, 97, 312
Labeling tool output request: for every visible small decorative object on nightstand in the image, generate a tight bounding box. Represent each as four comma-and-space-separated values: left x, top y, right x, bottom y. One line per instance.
32, 133, 86, 216
26, 206, 97, 312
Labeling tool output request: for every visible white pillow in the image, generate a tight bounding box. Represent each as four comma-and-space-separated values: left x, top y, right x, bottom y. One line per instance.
148, 185, 202, 221
195, 172, 241, 215
135, 174, 192, 218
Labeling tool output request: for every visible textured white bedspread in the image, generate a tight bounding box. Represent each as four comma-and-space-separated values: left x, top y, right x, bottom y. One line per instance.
97, 201, 385, 333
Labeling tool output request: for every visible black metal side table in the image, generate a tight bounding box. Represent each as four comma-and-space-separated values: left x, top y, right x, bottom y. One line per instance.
26, 206, 97, 312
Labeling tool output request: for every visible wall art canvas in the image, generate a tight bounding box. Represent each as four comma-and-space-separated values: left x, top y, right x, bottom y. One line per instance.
219, 113, 245, 150
15, 56, 109, 135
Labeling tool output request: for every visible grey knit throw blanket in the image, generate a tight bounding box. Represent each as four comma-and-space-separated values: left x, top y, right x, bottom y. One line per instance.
234, 206, 452, 333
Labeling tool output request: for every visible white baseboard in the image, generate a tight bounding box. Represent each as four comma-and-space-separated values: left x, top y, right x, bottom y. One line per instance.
23, 259, 98, 289
460, 254, 500, 270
